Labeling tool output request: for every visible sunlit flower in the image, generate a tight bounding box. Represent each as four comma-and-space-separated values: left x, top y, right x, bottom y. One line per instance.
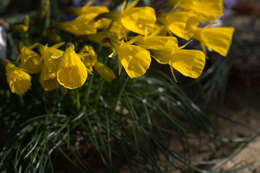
5, 63, 31, 95
39, 43, 65, 91
40, 42, 64, 74
57, 44, 88, 89
169, 0, 223, 22
17, 44, 42, 74
109, 0, 158, 37
120, 6, 158, 35
72, 4, 109, 16
94, 62, 115, 82
58, 2, 110, 36
57, 14, 99, 35
116, 42, 151, 78
79, 45, 97, 67
159, 10, 196, 40
39, 65, 59, 91
136, 36, 206, 78
186, 17, 235, 56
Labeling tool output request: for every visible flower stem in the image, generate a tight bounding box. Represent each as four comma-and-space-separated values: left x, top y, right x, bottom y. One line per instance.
113, 76, 129, 110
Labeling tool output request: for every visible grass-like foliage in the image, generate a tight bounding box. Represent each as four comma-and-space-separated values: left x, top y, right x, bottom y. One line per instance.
0, 65, 214, 172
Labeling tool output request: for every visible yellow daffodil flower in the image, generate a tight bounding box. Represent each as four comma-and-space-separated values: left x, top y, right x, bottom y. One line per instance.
135, 36, 179, 52
168, 49, 206, 78
5, 63, 31, 95
17, 45, 42, 74
72, 5, 109, 17
94, 62, 115, 82
58, 1, 110, 36
136, 36, 205, 78
39, 65, 59, 91
120, 7, 158, 35
185, 17, 235, 56
57, 14, 99, 35
194, 27, 235, 57
40, 42, 64, 74
86, 31, 120, 48
79, 45, 97, 67
58, 13, 111, 36
108, 0, 158, 37
116, 42, 151, 78
57, 44, 88, 89
95, 18, 112, 30
109, 20, 128, 40
170, 0, 223, 22
39, 43, 65, 91
159, 10, 196, 40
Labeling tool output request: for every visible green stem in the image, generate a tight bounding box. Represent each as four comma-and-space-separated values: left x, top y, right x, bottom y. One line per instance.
113, 76, 129, 110
83, 74, 94, 105
76, 90, 80, 112
95, 78, 105, 109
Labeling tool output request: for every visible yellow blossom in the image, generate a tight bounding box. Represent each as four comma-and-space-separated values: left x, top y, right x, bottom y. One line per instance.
120, 7, 158, 35
135, 36, 179, 52
40, 65, 59, 91
185, 17, 235, 56
58, 3, 110, 36
72, 5, 109, 17
39, 43, 64, 91
159, 11, 196, 40
94, 62, 115, 82
136, 36, 206, 78
108, 1, 158, 36
86, 31, 118, 48
194, 27, 235, 56
95, 18, 112, 30
79, 45, 97, 67
168, 49, 206, 78
57, 14, 99, 35
109, 20, 128, 40
5, 63, 31, 95
17, 45, 42, 74
116, 42, 151, 78
170, 0, 223, 22
57, 44, 88, 89
40, 42, 64, 74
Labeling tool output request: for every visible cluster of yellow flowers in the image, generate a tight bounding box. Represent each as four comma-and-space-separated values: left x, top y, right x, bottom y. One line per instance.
5, 43, 115, 95
4, 0, 234, 95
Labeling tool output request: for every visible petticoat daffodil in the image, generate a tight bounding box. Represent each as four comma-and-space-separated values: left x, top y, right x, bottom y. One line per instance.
39, 42, 65, 91
169, 0, 223, 22
185, 17, 235, 56
79, 45, 115, 81
17, 44, 42, 74
136, 36, 206, 78
79, 45, 97, 68
5, 63, 31, 95
108, 0, 158, 37
120, 6, 158, 35
57, 44, 88, 89
115, 42, 151, 78
40, 42, 64, 73
40, 65, 59, 91
57, 14, 100, 35
159, 10, 196, 40
58, 1, 110, 36
94, 62, 115, 82
71, 1, 109, 17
